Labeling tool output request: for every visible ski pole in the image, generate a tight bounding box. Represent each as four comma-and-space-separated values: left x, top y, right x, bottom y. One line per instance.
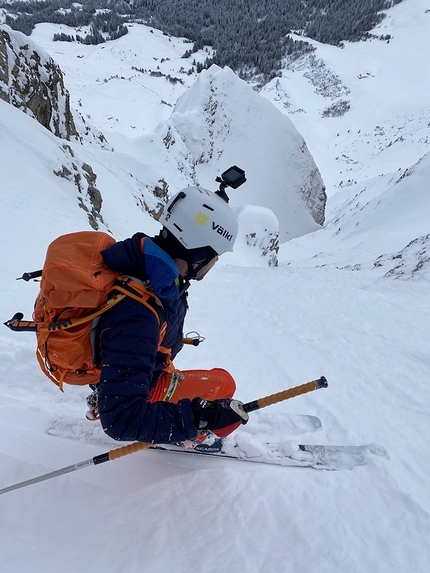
242, 376, 328, 413
0, 441, 152, 496
0, 377, 327, 495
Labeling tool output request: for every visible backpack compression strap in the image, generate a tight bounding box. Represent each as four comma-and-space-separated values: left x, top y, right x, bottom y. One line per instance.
4, 277, 166, 335
4, 295, 127, 334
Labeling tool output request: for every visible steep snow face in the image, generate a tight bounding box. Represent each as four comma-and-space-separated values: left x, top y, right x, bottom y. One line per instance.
0, 98, 162, 239
281, 150, 430, 278
169, 65, 327, 241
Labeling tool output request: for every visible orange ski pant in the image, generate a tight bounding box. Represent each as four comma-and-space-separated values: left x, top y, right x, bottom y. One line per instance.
148, 368, 236, 404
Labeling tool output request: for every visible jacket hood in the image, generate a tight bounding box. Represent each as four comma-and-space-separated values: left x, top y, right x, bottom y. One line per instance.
101, 233, 179, 300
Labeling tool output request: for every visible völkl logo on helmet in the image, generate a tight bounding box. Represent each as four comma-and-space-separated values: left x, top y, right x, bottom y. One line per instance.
212, 223, 233, 241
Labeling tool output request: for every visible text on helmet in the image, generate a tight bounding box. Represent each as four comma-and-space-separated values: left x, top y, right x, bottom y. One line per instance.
212, 223, 233, 242
195, 212, 233, 242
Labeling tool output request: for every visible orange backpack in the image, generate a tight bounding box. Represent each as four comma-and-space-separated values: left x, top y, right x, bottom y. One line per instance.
5, 231, 167, 391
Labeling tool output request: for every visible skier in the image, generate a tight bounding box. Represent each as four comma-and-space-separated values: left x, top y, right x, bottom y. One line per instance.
92, 185, 249, 446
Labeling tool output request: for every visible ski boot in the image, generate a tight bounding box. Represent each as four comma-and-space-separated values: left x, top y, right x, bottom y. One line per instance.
179, 429, 223, 453
85, 384, 100, 421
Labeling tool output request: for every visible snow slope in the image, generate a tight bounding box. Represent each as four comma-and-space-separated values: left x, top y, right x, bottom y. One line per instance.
262, 0, 430, 193
1, 2, 430, 572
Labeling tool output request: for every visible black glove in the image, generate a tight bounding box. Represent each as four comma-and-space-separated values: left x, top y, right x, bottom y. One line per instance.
191, 397, 249, 433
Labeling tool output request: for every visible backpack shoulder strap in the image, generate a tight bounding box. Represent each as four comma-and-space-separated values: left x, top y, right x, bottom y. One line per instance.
111, 276, 166, 328
110, 276, 169, 353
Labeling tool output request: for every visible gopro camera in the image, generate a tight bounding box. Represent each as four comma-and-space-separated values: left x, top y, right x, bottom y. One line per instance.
215, 165, 246, 202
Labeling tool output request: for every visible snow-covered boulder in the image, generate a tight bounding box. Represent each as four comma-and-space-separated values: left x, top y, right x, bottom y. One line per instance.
232, 205, 280, 267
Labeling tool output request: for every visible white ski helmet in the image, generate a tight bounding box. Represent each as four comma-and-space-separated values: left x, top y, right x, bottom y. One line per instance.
159, 186, 238, 255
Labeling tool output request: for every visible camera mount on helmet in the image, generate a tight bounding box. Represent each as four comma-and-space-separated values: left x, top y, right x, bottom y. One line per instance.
215, 165, 246, 203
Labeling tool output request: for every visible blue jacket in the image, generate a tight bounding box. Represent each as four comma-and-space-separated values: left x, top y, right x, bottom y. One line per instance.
95, 233, 198, 444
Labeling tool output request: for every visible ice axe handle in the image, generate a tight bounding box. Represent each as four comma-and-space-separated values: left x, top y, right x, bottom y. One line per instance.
17, 270, 43, 281
314, 376, 328, 390
242, 376, 328, 413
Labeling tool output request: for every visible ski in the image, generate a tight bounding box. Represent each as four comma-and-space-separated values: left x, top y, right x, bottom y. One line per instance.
151, 441, 389, 471
47, 413, 322, 445
47, 412, 388, 470
47, 410, 389, 470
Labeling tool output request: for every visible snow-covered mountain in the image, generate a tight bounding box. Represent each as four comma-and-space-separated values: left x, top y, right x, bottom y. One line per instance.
1, 22, 326, 247
0, 1, 429, 572
166, 65, 326, 241
261, 0, 430, 191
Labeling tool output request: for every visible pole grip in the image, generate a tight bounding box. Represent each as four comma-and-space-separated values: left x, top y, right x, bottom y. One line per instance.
108, 441, 152, 461
182, 332, 205, 346
182, 337, 200, 346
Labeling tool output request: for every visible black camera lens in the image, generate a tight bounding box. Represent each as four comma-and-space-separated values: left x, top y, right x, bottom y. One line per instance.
221, 166, 246, 189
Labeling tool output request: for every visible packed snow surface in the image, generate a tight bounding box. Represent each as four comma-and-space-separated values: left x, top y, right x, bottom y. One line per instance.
1, 1, 430, 572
